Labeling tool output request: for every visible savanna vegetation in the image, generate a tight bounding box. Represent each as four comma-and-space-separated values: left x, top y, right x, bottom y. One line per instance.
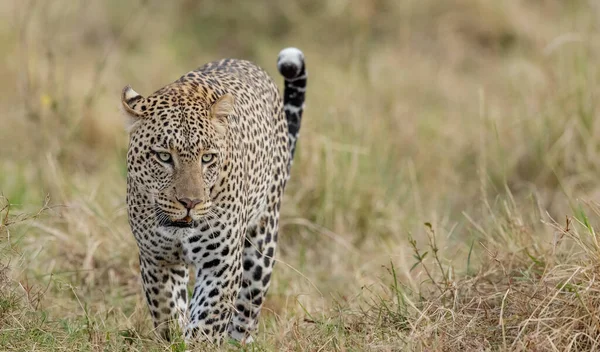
2, 0, 600, 350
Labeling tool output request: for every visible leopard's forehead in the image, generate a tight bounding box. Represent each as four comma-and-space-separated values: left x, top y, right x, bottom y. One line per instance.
134, 87, 221, 160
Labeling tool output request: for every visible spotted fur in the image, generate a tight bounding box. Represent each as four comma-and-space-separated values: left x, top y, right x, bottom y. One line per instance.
121, 48, 307, 344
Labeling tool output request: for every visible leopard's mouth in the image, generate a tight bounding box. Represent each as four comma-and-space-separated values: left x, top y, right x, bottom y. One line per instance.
167, 215, 196, 228
167, 218, 199, 228
155, 208, 200, 228
164, 217, 200, 228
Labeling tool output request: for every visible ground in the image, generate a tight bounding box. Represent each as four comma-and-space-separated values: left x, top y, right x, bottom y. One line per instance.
2, 0, 600, 351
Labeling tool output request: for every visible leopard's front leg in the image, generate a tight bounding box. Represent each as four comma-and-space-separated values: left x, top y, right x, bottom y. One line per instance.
139, 255, 189, 340
183, 222, 245, 343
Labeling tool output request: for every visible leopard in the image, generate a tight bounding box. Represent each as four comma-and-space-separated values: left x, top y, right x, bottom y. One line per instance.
120, 47, 307, 344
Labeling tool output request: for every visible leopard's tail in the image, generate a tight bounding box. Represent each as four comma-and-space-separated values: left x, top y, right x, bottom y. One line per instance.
277, 47, 307, 163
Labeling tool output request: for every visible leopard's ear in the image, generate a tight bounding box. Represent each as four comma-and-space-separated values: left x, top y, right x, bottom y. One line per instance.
120, 85, 146, 131
210, 93, 234, 135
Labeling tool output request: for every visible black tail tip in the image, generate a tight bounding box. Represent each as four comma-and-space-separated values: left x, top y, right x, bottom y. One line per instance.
277, 47, 305, 80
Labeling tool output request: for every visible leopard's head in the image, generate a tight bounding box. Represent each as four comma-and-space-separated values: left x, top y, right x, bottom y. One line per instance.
121, 84, 234, 228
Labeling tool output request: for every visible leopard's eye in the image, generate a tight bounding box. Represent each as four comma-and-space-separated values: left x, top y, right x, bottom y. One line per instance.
156, 152, 173, 163
201, 153, 215, 164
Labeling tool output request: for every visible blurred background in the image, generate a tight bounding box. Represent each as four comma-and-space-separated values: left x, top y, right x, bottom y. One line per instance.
1, 0, 600, 350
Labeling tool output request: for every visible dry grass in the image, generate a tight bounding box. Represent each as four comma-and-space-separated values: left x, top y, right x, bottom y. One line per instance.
2, 0, 600, 350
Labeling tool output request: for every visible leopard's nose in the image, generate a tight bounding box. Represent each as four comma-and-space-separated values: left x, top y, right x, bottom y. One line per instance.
177, 197, 202, 210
